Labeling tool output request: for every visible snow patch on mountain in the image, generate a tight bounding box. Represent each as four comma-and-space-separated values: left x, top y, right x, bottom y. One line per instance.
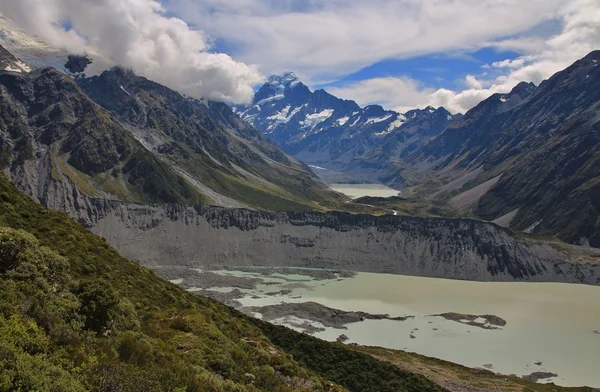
3, 64, 20, 72
337, 117, 350, 126
374, 116, 407, 136
365, 114, 393, 124
2, 58, 32, 73
268, 72, 300, 92
120, 85, 131, 96
349, 117, 362, 127
301, 109, 334, 129
257, 94, 285, 106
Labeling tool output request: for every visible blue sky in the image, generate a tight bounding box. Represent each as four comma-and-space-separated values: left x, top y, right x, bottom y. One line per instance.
160, 0, 599, 113
4, 0, 596, 113
317, 48, 523, 92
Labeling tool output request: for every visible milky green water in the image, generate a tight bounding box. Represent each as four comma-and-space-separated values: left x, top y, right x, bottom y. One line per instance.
303, 273, 600, 387
231, 271, 600, 387
329, 184, 400, 199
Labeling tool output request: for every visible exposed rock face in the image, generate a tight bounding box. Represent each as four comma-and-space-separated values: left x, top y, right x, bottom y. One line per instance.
0, 66, 208, 211
402, 51, 600, 247
83, 199, 600, 285
76, 67, 342, 211
243, 301, 412, 329
64, 54, 92, 74
0, 43, 343, 213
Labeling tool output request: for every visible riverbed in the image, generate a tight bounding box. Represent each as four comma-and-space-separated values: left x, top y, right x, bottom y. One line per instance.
159, 267, 600, 388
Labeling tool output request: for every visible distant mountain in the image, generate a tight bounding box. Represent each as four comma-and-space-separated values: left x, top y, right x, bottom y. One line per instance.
235, 72, 459, 182
401, 51, 600, 247
0, 44, 342, 214
0, 43, 32, 73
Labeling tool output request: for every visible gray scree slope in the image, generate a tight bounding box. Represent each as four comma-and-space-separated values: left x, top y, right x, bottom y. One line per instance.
84, 199, 600, 285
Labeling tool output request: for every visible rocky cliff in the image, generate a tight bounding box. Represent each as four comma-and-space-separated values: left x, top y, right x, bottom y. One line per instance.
84, 199, 600, 285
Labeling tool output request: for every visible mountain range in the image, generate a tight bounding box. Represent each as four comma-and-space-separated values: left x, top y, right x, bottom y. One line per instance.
235, 72, 460, 183
0, 20, 600, 391
240, 55, 600, 248
0, 45, 343, 215
396, 51, 600, 248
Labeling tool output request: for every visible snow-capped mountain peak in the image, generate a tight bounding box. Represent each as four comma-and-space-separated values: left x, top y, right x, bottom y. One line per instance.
268, 71, 300, 89
235, 72, 458, 170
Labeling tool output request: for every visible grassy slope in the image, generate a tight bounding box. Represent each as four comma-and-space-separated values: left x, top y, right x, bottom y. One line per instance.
355, 346, 595, 392
77, 69, 346, 212
0, 173, 445, 392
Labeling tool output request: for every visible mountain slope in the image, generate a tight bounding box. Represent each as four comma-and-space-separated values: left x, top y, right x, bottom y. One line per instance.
0, 172, 448, 392
235, 73, 459, 183
77, 68, 344, 211
403, 51, 600, 247
0, 65, 208, 213
0, 42, 344, 213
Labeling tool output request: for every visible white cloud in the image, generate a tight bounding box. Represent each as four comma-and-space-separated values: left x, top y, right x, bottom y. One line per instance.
293, 0, 600, 114
328, 77, 434, 113
328, 76, 499, 114
168, 0, 563, 82
490, 58, 526, 69
0, 0, 263, 103
2, 0, 598, 113
465, 75, 483, 89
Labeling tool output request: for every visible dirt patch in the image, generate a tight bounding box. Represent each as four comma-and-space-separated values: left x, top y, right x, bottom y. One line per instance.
219, 266, 357, 281
450, 175, 502, 213
521, 371, 558, 383
152, 266, 262, 290
432, 313, 506, 330
244, 301, 413, 330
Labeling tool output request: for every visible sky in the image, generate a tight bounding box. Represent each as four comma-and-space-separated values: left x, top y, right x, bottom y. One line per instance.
0, 0, 599, 113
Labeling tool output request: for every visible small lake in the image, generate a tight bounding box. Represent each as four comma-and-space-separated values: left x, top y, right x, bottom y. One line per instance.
204, 269, 600, 388
329, 183, 400, 199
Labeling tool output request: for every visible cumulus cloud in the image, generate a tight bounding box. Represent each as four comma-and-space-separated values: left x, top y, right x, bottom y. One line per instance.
464, 75, 483, 89
434, 0, 600, 112
164, 0, 599, 114
328, 76, 495, 114
328, 77, 434, 114
302, 0, 600, 114
168, 0, 563, 81
0, 0, 263, 103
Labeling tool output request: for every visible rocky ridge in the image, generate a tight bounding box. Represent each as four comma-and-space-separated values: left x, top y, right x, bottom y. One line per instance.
397, 51, 600, 248
84, 198, 600, 285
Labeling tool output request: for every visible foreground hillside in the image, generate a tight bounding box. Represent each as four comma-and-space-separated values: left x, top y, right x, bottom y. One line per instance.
0, 173, 447, 391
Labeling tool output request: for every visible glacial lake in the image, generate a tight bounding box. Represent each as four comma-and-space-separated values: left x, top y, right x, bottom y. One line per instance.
329, 183, 400, 199
201, 269, 600, 388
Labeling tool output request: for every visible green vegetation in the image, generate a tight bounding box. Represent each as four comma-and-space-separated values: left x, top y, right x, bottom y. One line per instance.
355, 346, 595, 392
254, 322, 447, 392
0, 173, 445, 391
